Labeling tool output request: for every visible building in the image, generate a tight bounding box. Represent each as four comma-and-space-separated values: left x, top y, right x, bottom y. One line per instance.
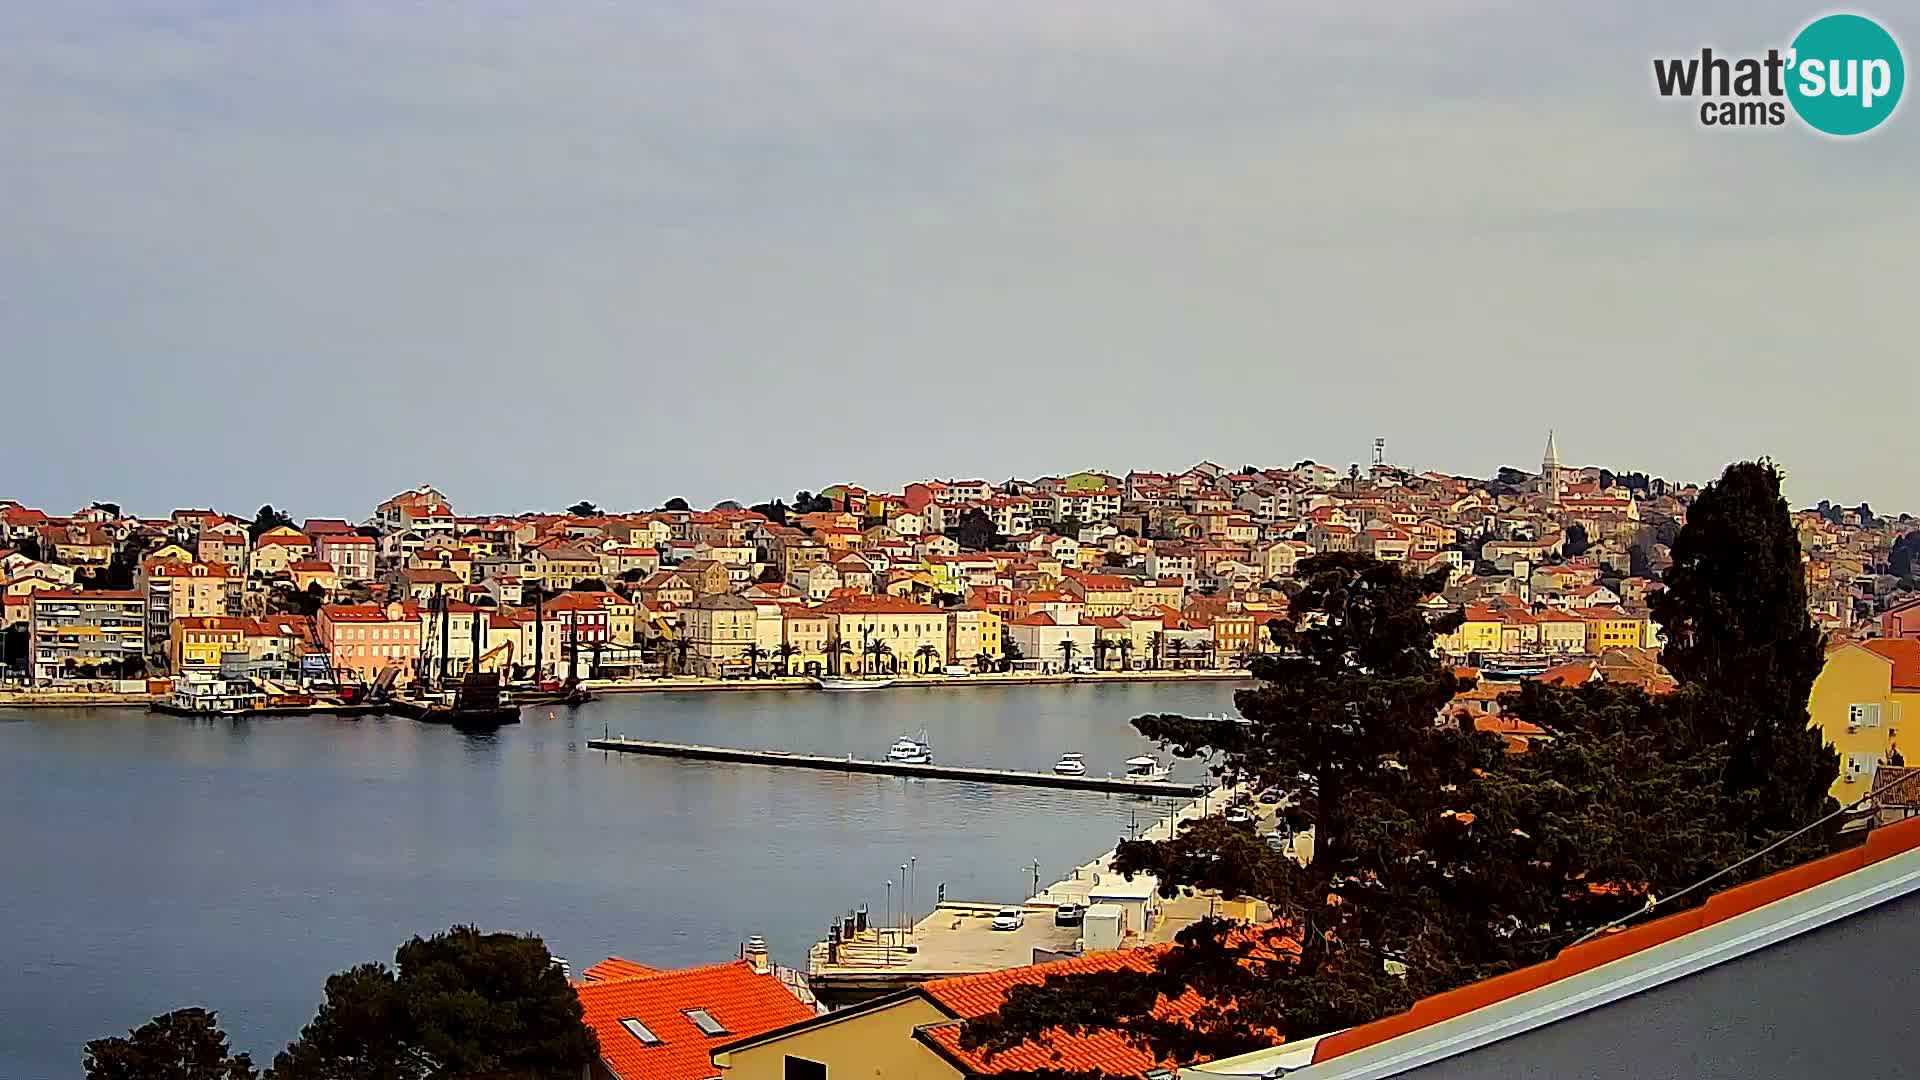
1809, 640, 1920, 802
137, 559, 241, 664
247, 526, 314, 578
576, 952, 817, 1080
1007, 610, 1098, 672
316, 603, 422, 686
29, 590, 147, 683
947, 607, 1003, 670
681, 593, 758, 676
1194, 817, 1920, 1080
817, 595, 951, 674
170, 616, 251, 672
314, 533, 376, 583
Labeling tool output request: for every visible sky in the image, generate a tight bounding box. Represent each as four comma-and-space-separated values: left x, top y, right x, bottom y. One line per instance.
3, 1, 1915, 520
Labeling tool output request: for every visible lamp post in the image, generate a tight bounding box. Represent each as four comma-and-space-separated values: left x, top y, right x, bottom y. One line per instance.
884, 880, 893, 964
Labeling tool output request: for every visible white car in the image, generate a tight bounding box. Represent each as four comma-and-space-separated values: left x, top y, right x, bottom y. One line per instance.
990, 907, 1025, 931
942, 665, 974, 677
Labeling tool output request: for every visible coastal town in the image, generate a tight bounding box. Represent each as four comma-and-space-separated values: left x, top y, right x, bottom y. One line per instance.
5, 433, 1915, 740
40, 439, 1920, 1080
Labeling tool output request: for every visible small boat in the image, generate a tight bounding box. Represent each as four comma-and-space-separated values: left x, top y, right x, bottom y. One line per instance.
1123, 755, 1172, 783
816, 677, 896, 692
1053, 752, 1088, 776
1191, 711, 1253, 727
887, 731, 933, 764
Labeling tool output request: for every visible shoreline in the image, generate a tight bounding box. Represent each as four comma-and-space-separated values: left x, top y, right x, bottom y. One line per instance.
0, 669, 1253, 710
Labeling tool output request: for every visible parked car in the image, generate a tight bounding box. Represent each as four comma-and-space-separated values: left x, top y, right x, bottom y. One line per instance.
1257, 786, 1282, 804
942, 665, 973, 677
1224, 805, 1254, 826
991, 907, 1025, 931
1054, 903, 1084, 927
1265, 829, 1292, 852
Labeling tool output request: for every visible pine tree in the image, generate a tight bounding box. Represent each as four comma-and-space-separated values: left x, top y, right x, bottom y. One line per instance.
962, 555, 1516, 1063
1650, 461, 1837, 842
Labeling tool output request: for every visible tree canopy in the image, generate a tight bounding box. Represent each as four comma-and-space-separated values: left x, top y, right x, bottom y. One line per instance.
249, 505, 295, 541
661, 497, 690, 512
968, 466, 1849, 1074
565, 501, 599, 516
85, 1008, 257, 1080
267, 926, 595, 1080
947, 508, 1003, 552
1563, 521, 1589, 557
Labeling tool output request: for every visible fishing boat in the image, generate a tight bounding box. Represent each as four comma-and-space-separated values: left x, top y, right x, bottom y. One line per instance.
1123, 755, 1172, 783
1053, 752, 1088, 776
886, 730, 933, 764
816, 677, 895, 692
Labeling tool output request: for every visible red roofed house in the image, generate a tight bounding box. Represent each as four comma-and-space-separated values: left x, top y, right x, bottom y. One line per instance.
711, 932, 1292, 1080
576, 949, 816, 1080
316, 603, 421, 686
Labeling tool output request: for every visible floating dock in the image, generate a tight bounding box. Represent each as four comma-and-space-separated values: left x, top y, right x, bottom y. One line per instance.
586, 737, 1206, 796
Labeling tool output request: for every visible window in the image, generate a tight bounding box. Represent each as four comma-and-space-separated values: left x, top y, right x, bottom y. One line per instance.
618, 1017, 660, 1044
784, 1057, 827, 1080
1849, 703, 1883, 730
684, 1008, 728, 1036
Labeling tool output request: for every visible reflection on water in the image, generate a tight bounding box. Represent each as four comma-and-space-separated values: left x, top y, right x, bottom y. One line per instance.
0, 681, 1242, 1073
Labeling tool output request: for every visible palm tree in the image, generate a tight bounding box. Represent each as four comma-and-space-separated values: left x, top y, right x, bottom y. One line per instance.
672, 637, 693, 676
974, 650, 996, 673
743, 642, 765, 678
829, 636, 854, 676
1116, 637, 1133, 671
875, 641, 897, 675
1165, 639, 1185, 670
775, 642, 798, 676
1091, 636, 1109, 671
1057, 638, 1079, 673
1149, 631, 1165, 671
914, 644, 940, 673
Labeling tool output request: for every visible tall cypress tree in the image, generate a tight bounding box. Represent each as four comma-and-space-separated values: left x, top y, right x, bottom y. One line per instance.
1650, 460, 1837, 840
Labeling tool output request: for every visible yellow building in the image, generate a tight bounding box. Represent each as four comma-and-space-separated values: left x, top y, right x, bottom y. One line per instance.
712, 992, 956, 1080
1439, 605, 1504, 655
947, 606, 1003, 669
170, 616, 251, 671
1578, 607, 1646, 651
818, 595, 950, 673
1809, 640, 1919, 802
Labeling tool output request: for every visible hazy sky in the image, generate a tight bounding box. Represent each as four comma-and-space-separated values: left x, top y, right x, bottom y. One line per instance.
3, 1, 1914, 519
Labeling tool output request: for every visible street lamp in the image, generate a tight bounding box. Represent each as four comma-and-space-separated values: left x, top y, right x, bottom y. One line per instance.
884, 880, 894, 963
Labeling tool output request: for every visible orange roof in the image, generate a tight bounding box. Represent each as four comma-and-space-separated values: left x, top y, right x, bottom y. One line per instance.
575, 960, 815, 1080
816, 595, 946, 616
1864, 639, 1920, 691
1308, 816, 1920, 1069
918, 932, 1293, 1076
583, 957, 658, 982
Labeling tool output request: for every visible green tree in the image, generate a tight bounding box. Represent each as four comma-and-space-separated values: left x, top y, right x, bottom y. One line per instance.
915, 643, 941, 673
750, 499, 789, 524
268, 927, 595, 1080
85, 1008, 256, 1080
963, 555, 1500, 1062
565, 501, 599, 516
1056, 638, 1078, 671
1563, 521, 1590, 557
249, 505, 295, 542
1890, 530, 1920, 581
775, 641, 799, 676
662, 498, 690, 512
947, 508, 1003, 552
1650, 461, 1838, 844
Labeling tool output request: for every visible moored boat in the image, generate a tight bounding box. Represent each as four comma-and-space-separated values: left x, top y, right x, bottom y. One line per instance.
816, 677, 895, 691
1053, 752, 1087, 776
886, 730, 933, 764
1123, 755, 1172, 783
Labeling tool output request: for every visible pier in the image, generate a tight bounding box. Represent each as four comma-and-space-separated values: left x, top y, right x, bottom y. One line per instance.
586, 737, 1207, 796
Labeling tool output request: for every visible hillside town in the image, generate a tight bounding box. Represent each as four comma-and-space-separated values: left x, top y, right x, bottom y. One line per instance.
1, 440, 1909, 687
7, 435, 1919, 790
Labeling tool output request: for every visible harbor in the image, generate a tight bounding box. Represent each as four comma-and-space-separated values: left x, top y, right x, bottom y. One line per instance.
803, 776, 1302, 1006
586, 736, 1207, 796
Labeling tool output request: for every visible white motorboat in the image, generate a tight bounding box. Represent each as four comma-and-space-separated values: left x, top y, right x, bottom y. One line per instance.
816, 677, 896, 692
1053, 752, 1088, 776
886, 731, 932, 764
1122, 755, 1172, 783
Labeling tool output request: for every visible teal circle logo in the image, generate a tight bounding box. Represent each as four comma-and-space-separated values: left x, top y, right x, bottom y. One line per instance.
1787, 14, 1904, 136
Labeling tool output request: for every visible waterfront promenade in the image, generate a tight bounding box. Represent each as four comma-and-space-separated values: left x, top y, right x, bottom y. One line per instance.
0, 667, 1252, 709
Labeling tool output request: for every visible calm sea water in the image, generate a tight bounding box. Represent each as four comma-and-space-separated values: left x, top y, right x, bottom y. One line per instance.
0, 680, 1241, 1078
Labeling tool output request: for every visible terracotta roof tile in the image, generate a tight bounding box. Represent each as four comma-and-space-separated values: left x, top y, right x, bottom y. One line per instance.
576, 959, 815, 1080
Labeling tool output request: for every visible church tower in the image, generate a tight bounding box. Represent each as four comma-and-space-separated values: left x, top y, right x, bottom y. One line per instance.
1542, 430, 1562, 506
